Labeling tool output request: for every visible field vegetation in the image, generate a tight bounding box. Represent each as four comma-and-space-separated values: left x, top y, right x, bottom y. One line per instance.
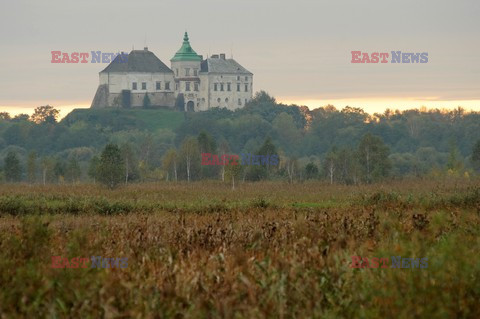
0, 179, 479, 318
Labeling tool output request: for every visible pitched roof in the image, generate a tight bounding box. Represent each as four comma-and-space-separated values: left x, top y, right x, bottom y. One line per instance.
200, 57, 252, 75
171, 32, 202, 62
100, 49, 173, 73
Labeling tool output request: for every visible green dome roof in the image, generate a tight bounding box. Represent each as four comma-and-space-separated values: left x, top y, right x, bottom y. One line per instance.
171, 32, 202, 62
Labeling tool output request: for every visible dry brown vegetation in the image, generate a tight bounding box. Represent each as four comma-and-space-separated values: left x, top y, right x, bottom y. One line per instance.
0, 179, 479, 318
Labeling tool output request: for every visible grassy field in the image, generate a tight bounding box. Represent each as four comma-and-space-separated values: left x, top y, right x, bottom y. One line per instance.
0, 179, 479, 318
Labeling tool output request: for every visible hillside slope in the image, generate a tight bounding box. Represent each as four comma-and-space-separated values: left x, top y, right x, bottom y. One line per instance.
61, 108, 185, 132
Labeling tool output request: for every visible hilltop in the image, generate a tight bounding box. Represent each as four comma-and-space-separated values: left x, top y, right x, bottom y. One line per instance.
61, 107, 185, 132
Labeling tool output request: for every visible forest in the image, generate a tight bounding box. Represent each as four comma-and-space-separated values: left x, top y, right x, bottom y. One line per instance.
1, 91, 480, 185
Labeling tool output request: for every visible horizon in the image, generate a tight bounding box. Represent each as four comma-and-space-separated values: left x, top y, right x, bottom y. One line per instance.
1, 97, 479, 120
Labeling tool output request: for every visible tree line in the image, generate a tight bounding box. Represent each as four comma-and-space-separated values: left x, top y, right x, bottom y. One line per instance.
1, 93, 480, 186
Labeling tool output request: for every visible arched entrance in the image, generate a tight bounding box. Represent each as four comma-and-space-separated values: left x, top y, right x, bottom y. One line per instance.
186, 101, 195, 112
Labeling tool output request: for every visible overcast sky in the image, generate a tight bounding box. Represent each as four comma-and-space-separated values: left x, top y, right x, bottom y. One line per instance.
0, 0, 479, 117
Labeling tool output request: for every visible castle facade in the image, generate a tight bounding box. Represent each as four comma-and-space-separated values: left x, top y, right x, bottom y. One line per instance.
91, 32, 253, 112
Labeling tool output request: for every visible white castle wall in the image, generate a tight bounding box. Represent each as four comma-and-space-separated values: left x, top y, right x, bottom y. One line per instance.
206, 73, 253, 111
93, 53, 253, 111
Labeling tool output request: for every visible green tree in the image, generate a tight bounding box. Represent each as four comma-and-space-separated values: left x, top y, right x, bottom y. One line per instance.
112, 95, 122, 107
27, 151, 37, 183
304, 162, 319, 180
244, 137, 279, 181
446, 139, 463, 174
257, 137, 279, 174
66, 157, 81, 183
4, 124, 27, 146
4, 151, 22, 182
472, 140, 480, 172
13, 114, 30, 122
225, 160, 243, 190
272, 112, 301, 153
245, 165, 268, 181
175, 93, 185, 112
121, 90, 131, 108
143, 93, 152, 109
197, 131, 217, 154
31, 105, 60, 124
98, 144, 124, 189
197, 131, 218, 179
250, 90, 276, 105
162, 148, 178, 182
357, 133, 391, 183
88, 155, 100, 183
336, 148, 359, 185
120, 143, 139, 184
54, 160, 66, 183
136, 133, 154, 181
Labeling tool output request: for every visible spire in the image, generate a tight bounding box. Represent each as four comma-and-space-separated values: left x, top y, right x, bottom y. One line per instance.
171, 32, 202, 62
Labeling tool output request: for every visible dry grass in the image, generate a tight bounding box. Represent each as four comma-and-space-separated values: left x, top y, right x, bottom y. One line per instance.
0, 179, 479, 318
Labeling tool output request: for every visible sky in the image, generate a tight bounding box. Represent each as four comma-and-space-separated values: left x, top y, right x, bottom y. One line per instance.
0, 0, 479, 118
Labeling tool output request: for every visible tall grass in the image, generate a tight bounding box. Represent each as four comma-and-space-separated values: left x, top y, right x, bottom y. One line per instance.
0, 179, 479, 317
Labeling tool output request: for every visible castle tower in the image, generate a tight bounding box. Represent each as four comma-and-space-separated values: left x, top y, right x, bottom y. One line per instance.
171, 32, 203, 111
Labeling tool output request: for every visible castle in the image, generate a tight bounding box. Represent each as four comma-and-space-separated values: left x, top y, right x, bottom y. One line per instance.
91, 32, 253, 112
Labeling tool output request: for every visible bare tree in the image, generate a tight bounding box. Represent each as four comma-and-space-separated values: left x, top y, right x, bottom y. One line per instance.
180, 137, 199, 182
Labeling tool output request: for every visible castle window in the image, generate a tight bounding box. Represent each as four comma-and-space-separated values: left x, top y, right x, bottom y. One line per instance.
194, 69, 198, 76
245, 84, 248, 92
156, 81, 161, 90
132, 82, 137, 90
237, 76, 240, 81
176, 69, 178, 76
245, 98, 248, 105
238, 98, 242, 106
237, 83, 240, 92
220, 83, 224, 91
214, 83, 218, 91
176, 83, 179, 90
194, 82, 199, 91
245, 76, 248, 81
185, 68, 190, 76
165, 82, 170, 90
225, 98, 229, 103
227, 83, 231, 91
217, 98, 221, 103
186, 82, 191, 91
142, 82, 147, 90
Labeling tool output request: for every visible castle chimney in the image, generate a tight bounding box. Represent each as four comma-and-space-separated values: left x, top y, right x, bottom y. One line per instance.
212, 54, 219, 58
220, 53, 226, 60
144, 47, 148, 51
